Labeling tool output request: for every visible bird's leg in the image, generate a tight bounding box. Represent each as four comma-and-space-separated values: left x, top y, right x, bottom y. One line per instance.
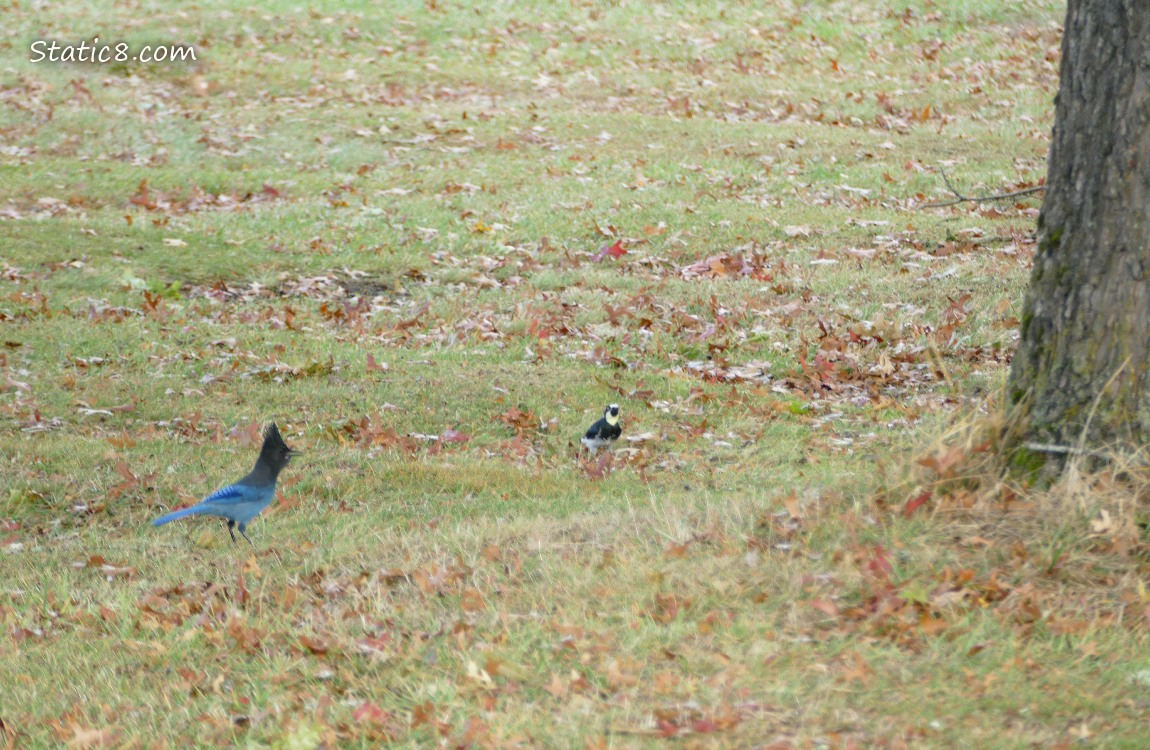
227, 519, 237, 544
238, 523, 255, 548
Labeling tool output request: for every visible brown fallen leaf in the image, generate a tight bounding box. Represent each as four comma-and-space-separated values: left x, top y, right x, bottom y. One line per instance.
810, 599, 839, 618
605, 658, 639, 689
545, 672, 568, 699
919, 612, 948, 635
839, 652, 871, 686
460, 587, 486, 612
300, 634, 330, 655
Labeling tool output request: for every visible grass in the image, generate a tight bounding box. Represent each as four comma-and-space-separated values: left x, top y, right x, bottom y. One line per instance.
4, 0, 1149, 747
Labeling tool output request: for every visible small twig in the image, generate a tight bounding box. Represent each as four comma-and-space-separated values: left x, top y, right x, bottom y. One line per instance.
1024, 442, 1084, 455
1023, 442, 1114, 460
923, 166, 1046, 208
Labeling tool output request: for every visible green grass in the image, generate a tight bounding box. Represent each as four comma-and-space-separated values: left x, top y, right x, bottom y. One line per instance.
6, 0, 1149, 747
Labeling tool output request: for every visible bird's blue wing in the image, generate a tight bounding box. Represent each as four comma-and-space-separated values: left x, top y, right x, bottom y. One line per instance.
201, 483, 248, 505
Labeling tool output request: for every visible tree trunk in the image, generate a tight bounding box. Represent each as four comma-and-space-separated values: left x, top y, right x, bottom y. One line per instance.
1008, 0, 1150, 461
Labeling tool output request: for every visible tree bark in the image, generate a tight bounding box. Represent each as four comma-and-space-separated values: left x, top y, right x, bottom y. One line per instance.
1008, 0, 1150, 459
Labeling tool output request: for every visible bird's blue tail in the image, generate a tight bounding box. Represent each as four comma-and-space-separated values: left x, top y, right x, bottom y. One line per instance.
152, 505, 206, 527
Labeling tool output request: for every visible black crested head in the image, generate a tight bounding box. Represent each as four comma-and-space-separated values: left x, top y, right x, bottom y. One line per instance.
607, 403, 620, 418
258, 422, 296, 476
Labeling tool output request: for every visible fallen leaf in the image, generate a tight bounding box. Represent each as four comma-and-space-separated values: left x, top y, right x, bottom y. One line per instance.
810, 599, 839, 617
903, 490, 931, 516
466, 659, 495, 689
545, 672, 568, 699
593, 239, 627, 261
352, 700, 389, 724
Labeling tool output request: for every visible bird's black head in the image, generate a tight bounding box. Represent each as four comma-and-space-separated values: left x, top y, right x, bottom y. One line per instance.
259, 422, 297, 474
606, 403, 620, 418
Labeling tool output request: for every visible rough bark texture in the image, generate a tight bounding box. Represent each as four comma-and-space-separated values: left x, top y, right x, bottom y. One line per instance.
1008, 0, 1150, 454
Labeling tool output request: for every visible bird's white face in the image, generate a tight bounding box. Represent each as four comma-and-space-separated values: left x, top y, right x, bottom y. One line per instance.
605, 403, 620, 425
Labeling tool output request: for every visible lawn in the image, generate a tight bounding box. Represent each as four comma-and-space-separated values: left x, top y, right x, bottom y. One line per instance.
3, 0, 1148, 747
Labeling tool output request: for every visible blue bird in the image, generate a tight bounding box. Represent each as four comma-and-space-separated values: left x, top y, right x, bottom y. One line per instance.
153, 423, 297, 545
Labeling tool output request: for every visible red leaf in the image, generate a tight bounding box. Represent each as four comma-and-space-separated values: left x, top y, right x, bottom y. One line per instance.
903, 490, 931, 517
691, 719, 722, 734
440, 429, 470, 444
867, 545, 893, 578
353, 700, 388, 724
593, 239, 627, 262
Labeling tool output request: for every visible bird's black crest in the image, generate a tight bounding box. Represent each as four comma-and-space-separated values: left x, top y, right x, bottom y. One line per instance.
259, 422, 295, 467
263, 422, 288, 449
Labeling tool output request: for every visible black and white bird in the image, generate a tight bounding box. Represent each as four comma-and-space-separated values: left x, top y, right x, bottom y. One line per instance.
581, 403, 622, 453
